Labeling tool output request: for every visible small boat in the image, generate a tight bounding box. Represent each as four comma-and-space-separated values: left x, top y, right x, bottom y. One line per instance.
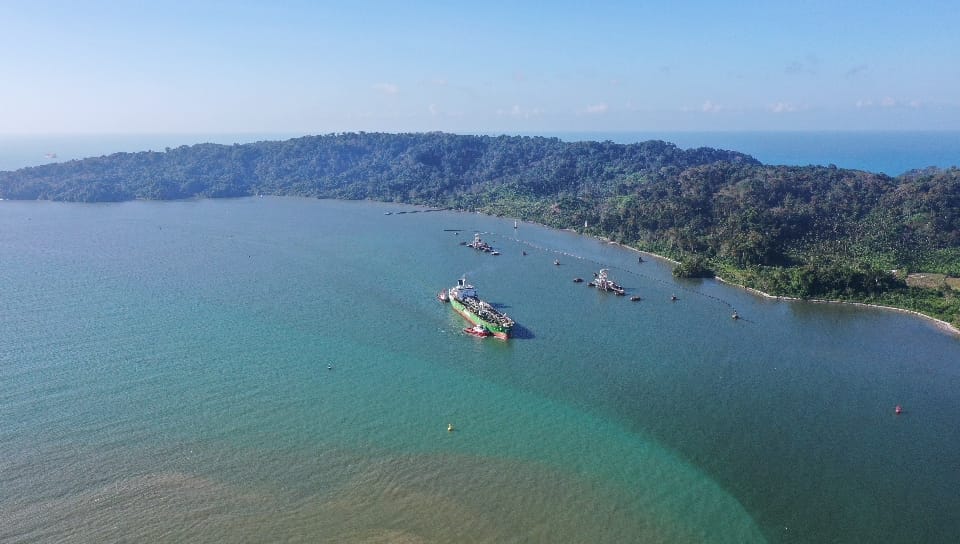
463, 325, 491, 338
573, 278, 584, 283
437, 289, 449, 302
554, 259, 560, 266
630, 296, 641, 301
491, 251, 500, 256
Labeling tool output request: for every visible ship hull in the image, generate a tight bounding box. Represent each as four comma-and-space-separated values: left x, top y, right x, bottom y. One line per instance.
450, 298, 511, 339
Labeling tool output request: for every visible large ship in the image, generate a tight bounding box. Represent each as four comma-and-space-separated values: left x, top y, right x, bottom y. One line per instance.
588, 269, 625, 295
439, 277, 514, 339
466, 233, 494, 253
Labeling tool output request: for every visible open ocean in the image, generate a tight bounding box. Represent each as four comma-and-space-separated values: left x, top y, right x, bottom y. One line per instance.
1, 134, 960, 543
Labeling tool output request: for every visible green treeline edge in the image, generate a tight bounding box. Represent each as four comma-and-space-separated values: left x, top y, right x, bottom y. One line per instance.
2, 132, 958, 327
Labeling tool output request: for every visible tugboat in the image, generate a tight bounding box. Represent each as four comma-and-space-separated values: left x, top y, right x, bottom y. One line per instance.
463, 325, 491, 338
588, 269, 626, 296
445, 277, 514, 339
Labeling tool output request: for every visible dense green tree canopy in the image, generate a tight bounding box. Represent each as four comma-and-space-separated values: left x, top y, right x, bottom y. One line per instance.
2, 132, 958, 325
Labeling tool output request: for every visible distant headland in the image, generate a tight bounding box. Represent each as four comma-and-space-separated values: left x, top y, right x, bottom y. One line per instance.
1, 131, 958, 327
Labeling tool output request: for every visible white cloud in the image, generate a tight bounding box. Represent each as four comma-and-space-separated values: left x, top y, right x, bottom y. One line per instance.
497, 105, 543, 119
770, 102, 798, 113
856, 96, 918, 109
585, 102, 608, 114
373, 83, 399, 95
701, 100, 723, 113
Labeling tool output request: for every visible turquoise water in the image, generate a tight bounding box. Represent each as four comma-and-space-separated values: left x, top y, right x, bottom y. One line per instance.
1, 197, 959, 543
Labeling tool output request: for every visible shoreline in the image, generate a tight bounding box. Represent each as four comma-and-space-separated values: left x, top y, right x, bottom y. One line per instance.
596, 235, 960, 338
713, 274, 960, 337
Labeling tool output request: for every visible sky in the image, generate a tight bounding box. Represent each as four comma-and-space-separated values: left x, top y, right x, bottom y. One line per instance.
2, 0, 959, 135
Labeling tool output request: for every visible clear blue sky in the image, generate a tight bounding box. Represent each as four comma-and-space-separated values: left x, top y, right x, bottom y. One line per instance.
2, 0, 958, 134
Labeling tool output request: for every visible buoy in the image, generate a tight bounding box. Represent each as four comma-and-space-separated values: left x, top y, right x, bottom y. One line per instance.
895, 405, 902, 415
327, 364, 333, 370
447, 423, 455, 432
732, 312, 739, 320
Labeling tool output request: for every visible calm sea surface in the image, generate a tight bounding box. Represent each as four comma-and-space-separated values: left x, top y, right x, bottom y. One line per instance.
1, 197, 958, 543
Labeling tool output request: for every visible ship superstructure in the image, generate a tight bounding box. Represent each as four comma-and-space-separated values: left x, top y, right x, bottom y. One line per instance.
588, 269, 625, 295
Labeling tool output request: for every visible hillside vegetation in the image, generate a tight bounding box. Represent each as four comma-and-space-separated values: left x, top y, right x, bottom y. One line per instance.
2, 132, 958, 327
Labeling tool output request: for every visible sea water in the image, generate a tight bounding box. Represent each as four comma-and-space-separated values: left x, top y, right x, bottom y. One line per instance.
1, 197, 958, 543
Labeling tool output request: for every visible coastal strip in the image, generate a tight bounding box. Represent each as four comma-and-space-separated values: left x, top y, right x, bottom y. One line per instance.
597, 235, 960, 337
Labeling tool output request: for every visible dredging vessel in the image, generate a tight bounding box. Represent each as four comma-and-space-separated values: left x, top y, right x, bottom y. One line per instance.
439, 277, 514, 339
466, 233, 494, 253
588, 269, 626, 295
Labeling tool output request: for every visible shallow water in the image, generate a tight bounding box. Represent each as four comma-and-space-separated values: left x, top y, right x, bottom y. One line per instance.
1, 197, 957, 543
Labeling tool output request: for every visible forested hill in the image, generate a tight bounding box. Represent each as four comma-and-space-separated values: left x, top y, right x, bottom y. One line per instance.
2, 132, 959, 326
0, 132, 758, 202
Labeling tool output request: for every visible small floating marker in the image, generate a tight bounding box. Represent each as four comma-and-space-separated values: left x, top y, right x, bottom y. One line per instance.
447, 423, 455, 432
327, 364, 333, 370
732, 311, 740, 320
895, 405, 902, 415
